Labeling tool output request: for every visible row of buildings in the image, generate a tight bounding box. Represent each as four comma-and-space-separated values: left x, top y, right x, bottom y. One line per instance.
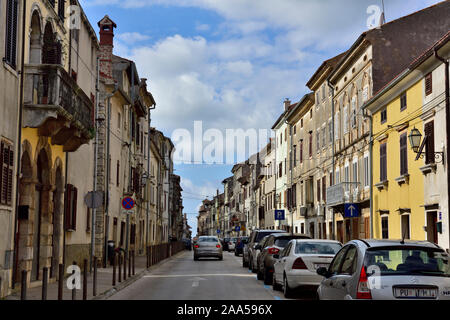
0, 1, 188, 298
197, 2, 450, 252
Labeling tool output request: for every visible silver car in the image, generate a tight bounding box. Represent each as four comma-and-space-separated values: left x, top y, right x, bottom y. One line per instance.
317, 239, 450, 300
194, 236, 223, 261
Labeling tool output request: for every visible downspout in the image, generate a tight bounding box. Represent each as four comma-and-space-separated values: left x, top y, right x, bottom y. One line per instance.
364, 111, 374, 239
327, 80, 336, 240
147, 104, 155, 253
434, 49, 450, 250
12, 0, 27, 288
91, 56, 99, 271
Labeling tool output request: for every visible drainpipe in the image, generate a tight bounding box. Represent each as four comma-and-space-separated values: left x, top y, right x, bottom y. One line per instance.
328, 80, 336, 240
364, 110, 374, 239
434, 49, 450, 250
147, 104, 155, 253
12, 0, 27, 288
91, 56, 99, 271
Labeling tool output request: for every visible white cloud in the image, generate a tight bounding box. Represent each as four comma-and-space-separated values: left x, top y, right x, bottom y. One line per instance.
195, 23, 210, 32
116, 32, 151, 44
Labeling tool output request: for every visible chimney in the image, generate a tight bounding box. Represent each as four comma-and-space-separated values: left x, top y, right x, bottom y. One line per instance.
97, 15, 117, 84
284, 98, 291, 111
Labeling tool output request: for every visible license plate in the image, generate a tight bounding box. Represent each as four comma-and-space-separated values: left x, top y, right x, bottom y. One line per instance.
394, 288, 438, 299
314, 263, 329, 269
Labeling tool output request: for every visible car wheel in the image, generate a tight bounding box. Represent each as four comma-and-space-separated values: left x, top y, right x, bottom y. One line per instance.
272, 273, 282, 291
248, 257, 252, 270
283, 274, 294, 299
263, 267, 272, 285
243, 257, 248, 268
251, 259, 257, 273
194, 255, 198, 261
218, 255, 223, 261
234, 250, 238, 256
256, 266, 263, 280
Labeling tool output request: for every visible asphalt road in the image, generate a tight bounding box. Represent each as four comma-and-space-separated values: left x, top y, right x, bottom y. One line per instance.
107, 250, 315, 300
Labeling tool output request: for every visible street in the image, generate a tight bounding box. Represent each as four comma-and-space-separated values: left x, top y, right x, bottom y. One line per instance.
108, 250, 315, 300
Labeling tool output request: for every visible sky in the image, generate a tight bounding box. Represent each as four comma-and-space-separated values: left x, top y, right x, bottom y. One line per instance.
80, 0, 441, 237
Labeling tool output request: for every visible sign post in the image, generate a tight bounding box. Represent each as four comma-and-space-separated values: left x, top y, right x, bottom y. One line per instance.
122, 197, 135, 258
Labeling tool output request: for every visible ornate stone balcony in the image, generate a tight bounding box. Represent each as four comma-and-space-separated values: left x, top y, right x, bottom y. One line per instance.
23, 64, 94, 152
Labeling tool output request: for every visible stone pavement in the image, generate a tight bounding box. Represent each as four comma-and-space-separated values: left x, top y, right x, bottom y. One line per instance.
4, 250, 185, 300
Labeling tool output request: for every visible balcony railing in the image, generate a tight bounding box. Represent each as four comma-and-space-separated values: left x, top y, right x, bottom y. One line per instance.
326, 182, 361, 206
23, 64, 94, 150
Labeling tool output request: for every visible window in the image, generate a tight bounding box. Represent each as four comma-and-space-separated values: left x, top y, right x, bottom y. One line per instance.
279, 162, 282, 178
380, 143, 387, 181
380, 108, 387, 124
317, 179, 321, 203
400, 92, 407, 111
340, 246, 357, 274
352, 161, 358, 183
309, 132, 313, 157
64, 184, 78, 231
5, 0, 18, 68
316, 131, 320, 152
343, 105, 348, 133
425, 73, 433, 96
322, 176, 326, 202
316, 92, 320, 106
299, 140, 303, 164
293, 145, 297, 167
293, 125, 296, 135
351, 96, 357, 128
381, 216, 389, 239
335, 111, 340, 140
301, 118, 303, 128
86, 208, 91, 232
344, 166, 349, 190
362, 86, 369, 102
118, 112, 121, 129
425, 121, 435, 165
364, 156, 369, 187
322, 84, 326, 101
0, 141, 14, 205
401, 215, 410, 239
58, 0, 66, 20
310, 109, 313, 119
400, 133, 408, 175
329, 247, 347, 275
328, 121, 333, 144
116, 160, 120, 186
322, 127, 326, 148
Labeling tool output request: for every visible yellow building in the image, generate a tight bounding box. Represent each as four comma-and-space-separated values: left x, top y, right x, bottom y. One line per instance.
362, 38, 449, 242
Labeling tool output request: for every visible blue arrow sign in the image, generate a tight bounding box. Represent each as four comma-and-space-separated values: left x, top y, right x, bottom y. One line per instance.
344, 203, 360, 218
235, 226, 240, 232
217, 229, 220, 234
275, 210, 285, 220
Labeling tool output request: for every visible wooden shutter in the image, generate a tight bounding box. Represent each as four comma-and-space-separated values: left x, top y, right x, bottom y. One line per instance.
380, 143, 387, 181
425, 121, 435, 164
317, 179, 321, 203
136, 123, 140, 146
400, 133, 408, 175
322, 176, 326, 202
71, 186, 78, 230
130, 224, 136, 244
64, 184, 73, 230
309, 133, 312, 157
300, 140, 303, 163
425, 73, 433, 96
116, 160, 120, 186
5, 0, 18, 68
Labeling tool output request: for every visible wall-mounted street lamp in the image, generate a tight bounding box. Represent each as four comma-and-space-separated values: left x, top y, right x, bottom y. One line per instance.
408, 127, 444, 163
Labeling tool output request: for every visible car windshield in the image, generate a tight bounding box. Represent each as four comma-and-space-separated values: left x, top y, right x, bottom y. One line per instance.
198, 237, 218, 242
295, 242, 342, 254
364, 246, 450, 277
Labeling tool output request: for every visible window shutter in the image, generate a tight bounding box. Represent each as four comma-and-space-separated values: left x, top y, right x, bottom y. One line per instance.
380, 143, 387, 181
322, 177, 326, 202
0, 143, 3, 204
425, 121, 435, 164
5, 0, 18, 68
64, 184, 73, 230
71, 186, 78, 230
317, 180, 321, 203
300, 140, 303, 163
400, 134, 408, 175
116, 160, 120, 186
309, 132, 312, 157
425, 73, 433, 96
86, 208, 91, 232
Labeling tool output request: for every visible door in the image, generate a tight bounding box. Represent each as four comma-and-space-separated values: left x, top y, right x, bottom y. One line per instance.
332, 245, 358, 300
427, 211, 438, 244
337, 221, 344, 243
319, 246, 348, 299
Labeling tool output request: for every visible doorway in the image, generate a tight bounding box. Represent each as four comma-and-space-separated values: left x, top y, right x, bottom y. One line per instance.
427, 211, 438, 244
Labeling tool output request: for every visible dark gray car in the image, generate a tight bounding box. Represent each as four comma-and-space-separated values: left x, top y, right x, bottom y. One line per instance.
244, 229, 285, 272
256, 233, 311, 285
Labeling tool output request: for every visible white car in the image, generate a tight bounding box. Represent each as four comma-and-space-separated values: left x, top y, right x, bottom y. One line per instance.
273, 239, 342, 298
228, 237, 238, 251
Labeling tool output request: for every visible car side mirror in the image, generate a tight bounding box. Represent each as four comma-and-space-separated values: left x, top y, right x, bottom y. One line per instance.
316, 267, 329, 277
255, 244, 261, 250
273, 254, 279, 259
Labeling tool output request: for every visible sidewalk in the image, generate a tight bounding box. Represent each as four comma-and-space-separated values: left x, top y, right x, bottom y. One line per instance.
5, 250, 185, 300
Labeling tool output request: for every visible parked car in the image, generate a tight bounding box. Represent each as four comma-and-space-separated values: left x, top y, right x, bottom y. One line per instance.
257, 233, 311, 285
317, 239, 450, 300
235, 236, 249, 256
228, 237, 238, 251
193, 236, 223, 261
223, 237, 231, 251
273, 239, 342, 298
246, 229, 286, 273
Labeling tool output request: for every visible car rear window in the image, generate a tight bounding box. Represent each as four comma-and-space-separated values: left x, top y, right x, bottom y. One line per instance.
255, 231, 281, 242
198, 237, 218, 242
364, 246, 450, 277
295, 242, 342, 254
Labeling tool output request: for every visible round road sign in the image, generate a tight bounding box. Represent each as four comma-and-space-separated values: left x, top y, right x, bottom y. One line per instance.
122, 197, 135, 210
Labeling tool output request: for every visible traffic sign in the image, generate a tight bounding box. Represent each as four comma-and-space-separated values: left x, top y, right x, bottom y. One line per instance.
344, 203, 360, 218
235, 226, 240, 232
122, 210, 134, 215
217, 229, 220, 234
122, 197, 135, 210
84, 191, 103, 209
275, 210, 285, 220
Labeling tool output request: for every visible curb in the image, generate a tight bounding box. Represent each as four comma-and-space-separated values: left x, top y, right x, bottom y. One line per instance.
93, 250, 186, 300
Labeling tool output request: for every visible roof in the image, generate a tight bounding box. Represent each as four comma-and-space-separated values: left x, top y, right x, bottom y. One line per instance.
306, 51, 347, 90
354, 239, 442, 249
329, 1, 450, 93
271, 101, 299, 130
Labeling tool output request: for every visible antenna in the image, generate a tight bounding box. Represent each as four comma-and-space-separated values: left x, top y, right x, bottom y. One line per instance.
381, 0, 386, 24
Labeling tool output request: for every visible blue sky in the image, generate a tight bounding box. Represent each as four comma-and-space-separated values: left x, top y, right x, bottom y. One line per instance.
80, 0, 441, 236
